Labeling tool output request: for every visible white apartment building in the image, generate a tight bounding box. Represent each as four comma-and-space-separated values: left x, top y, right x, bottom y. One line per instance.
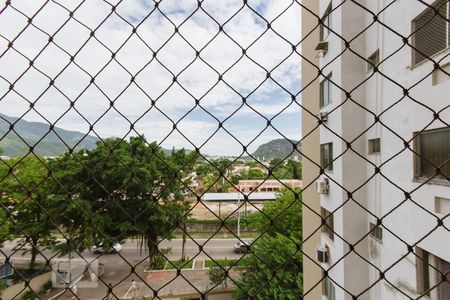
311, 0, 450, 299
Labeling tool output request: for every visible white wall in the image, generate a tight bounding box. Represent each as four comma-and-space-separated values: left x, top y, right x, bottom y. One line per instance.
318, 0, 450, 299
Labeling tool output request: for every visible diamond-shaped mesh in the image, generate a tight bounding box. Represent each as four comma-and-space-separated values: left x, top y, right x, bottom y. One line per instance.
0, 0, 449, 299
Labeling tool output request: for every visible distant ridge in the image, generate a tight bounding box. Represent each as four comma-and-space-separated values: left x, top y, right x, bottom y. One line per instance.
0, 113, 98, 157
252, 139, 301, 160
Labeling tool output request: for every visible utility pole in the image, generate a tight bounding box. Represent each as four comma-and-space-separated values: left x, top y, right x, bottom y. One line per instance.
237, 185, 241, 238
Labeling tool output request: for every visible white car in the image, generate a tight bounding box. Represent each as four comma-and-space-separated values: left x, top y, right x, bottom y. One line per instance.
234, 241, 250, 254
93, 242, 122, 254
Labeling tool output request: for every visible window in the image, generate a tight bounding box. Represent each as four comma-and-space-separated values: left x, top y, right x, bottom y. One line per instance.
416, 247, 431, 296
413, 127, 450, 181
320, 73, 332, 108
432, 62, 450, 85
368, 138, 381, 154
369, 222, 383, 242
367, 50, 379, 71
320, 3, 332, 41
321, 207, 334, 241
322, 275, 336, 300
320, 143, 333, 171
416, 248, 450, 299
412, 0, 450, 65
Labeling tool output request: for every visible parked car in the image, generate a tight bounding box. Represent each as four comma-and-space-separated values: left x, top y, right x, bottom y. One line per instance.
234, 241, 250, 254
93, 242, 123, 254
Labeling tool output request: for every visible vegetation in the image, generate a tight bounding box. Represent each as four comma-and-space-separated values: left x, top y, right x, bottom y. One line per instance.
234, 189, 303, 299
205, 258, 237, 268
209, 266, 229, 289
0, 156, 61, 267
269, 158, 302, 180
50, 137, 196, 267
166, 259, 193, 270
0, 137, 196, 269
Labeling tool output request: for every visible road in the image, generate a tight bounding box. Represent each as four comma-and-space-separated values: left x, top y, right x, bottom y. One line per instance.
1, 238, 252, 264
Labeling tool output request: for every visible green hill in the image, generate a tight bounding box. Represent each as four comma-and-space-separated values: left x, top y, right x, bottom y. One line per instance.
0, 114, 99, 157
252, 139, 301, 160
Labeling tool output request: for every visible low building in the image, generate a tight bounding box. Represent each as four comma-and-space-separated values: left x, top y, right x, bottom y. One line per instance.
237, 179, 302, 193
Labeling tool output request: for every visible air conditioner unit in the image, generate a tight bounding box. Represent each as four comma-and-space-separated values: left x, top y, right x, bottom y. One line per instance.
316, 245, 329, 263
315, 178, 329, 194
316, 111, 328, 123
315, 41, 328, 58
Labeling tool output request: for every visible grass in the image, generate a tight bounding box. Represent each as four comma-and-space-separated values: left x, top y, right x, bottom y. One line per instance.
165, 259, 193, 270
205, 259, 238, 268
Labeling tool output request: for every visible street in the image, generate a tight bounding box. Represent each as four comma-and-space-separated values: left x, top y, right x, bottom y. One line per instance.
1, 238, 252, 264
1, 238, 253, 299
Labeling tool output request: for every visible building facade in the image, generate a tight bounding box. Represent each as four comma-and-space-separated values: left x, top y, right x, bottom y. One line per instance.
237, 179, 302, 193
303, 0, 450, 299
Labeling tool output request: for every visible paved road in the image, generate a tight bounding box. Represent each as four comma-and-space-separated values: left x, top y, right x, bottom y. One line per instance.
2, 238, 253, 299
1, 238, 252, 264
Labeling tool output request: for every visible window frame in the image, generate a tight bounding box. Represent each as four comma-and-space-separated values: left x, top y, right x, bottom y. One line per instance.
367, 49, 380, 72
320, 142, 333, 172
320, 73, 332, 108
322, 275, 336, 300
368, 138, 381, 154
320, 3, 333, 42
321, 207, 334, 241
369, 222, 383, 243
413, 127, 450, 183
411, 0, 450, 66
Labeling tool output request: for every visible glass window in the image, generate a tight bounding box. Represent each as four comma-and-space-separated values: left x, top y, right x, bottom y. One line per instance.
322, 276, 336, 300
414, 127, 450, 181
367, 50, 380, 71
320, 73, 332, 108
368, 138, 381, 154
321, 143, 333, 171
321, 207, 334, 241
320, 3, 332, 41
412, 0, 449, 65
369, 222, 383, 242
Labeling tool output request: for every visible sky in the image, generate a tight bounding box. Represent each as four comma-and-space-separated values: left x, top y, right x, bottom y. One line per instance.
0, 0, 302, 156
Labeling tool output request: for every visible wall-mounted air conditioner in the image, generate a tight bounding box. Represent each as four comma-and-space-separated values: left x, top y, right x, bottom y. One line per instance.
315, 41, 328, 58
315, 178, 329, 194
316, 245, 329, 263
316, 111, 328, 123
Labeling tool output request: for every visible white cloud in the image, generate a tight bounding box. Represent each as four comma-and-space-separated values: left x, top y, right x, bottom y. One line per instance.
0, 0, 302, 155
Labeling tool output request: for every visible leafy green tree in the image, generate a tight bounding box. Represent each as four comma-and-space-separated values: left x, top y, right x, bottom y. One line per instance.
234, 234, 302, 299
0, 147, 11, 247
209, 266, 229, 289
270, 158, 302, 180
234, 189, 303, 299
0, 156, 60, 267
250, 189, 302, 237
288, 159, 302, 180
247, 168, 265, 180
195, 162, 213, 178
52, 137, 194, 267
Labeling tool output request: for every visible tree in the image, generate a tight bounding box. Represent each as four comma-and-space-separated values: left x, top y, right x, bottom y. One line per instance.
209, 266, 229, 289
234, 234, 302, 299
0, 147, 11, 247
234, 189, 303, 299
269, 158, 302, 180
0, 208, 10, 248
246, 168, 265, 180
52, 137, 195, 267
249, 189, 302, 238
0, 156, 61, 268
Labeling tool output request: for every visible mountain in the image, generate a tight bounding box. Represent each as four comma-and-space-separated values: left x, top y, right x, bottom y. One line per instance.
252, 139, 301, 160
0, 114, 99, 157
